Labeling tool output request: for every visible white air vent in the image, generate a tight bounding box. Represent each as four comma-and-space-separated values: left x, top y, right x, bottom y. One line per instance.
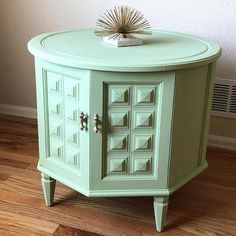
212, 78, 236, 118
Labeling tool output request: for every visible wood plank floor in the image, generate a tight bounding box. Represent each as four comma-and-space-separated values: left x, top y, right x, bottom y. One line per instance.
0, 114, 235, 236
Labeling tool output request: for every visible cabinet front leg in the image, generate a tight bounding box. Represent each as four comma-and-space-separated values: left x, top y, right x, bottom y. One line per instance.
41, 173, 56, 207
153, 196, 169, 232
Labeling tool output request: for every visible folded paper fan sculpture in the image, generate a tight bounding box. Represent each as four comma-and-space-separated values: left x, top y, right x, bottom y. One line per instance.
95, 6, 152, 47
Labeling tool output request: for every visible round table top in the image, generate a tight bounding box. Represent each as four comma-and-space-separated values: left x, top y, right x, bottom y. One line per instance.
28, 29, 221, 72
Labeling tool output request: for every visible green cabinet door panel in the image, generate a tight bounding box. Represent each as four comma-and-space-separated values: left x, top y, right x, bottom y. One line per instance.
28, 29, 221, 232
89, 71, 175, 193
35, 59, 91, 194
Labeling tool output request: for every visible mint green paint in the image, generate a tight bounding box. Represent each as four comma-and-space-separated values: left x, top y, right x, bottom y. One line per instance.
28, 29, 221, 72
89, 70, 175, 191
35, 59, 91, 193
41, 173, 56, 207
153, 196, 169, 232
28, 29, 221, 232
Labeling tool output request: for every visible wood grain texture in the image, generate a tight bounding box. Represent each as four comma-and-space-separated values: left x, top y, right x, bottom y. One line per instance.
0, 114, 235, 236
53, 225, 101, 236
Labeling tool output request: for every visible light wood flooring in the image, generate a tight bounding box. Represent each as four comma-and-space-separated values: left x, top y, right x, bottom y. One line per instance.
0, 115, 235, 236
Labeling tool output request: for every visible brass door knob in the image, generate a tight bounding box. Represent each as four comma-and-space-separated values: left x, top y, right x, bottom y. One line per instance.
93, 114, 100, 133
79, 112, 86, 131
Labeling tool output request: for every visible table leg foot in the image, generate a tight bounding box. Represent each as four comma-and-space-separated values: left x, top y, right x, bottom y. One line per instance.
41, 172, 56, 207
153, 196, 169, 232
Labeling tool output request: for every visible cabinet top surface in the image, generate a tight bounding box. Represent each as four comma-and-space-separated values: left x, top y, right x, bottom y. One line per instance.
28, 29, 221, 72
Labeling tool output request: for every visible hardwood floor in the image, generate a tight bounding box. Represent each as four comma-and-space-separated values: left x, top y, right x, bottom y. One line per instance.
0, 114, 235, 236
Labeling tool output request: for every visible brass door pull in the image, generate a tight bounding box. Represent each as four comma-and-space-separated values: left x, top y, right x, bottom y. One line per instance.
79, 112, 86, 131
93, 114, 100, 133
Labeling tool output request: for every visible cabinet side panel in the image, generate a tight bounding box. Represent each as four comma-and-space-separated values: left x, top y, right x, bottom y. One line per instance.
198, 63, 216, 165
169, 65, 211, 189
35, 59, 49, 170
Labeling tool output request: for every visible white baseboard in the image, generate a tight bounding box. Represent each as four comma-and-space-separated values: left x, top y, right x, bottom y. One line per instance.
208, 134, 236, 151
0, 103, 37, 119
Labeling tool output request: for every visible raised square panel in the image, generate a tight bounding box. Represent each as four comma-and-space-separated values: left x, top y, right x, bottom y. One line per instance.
48, 98, 63, 118
133, 134, 153, 152
109, 111, 129, 128
47, 71, 62, 95
65, 148, 79, 167
65, 101, 79, 123
134, 110, 154, 129
107, 156, 127, 175
50, 141, 63, 159
49, 119, 63, 139
133, 85, 156, 106
64, 77, 79, 100
109, 85, 130, 106
131, 156, 152, 174
108, 135, 128, 151
65, 127, 79, 145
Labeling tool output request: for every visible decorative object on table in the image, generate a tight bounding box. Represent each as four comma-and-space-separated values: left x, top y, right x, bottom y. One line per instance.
95, 6, 152, 47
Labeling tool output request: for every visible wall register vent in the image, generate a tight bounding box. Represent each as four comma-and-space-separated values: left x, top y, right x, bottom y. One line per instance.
212, 78, 236, 118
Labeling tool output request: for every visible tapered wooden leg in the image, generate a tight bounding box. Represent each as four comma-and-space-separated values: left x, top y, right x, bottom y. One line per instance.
153, 196, 169, 232
41, 173, 56, 207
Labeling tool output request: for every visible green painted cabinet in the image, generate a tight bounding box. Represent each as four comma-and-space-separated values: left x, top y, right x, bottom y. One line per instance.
28, 29, 221, 232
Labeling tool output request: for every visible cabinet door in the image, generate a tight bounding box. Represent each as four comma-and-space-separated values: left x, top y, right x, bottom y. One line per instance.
36, 61, 90, 190
89, 71, 175, 192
